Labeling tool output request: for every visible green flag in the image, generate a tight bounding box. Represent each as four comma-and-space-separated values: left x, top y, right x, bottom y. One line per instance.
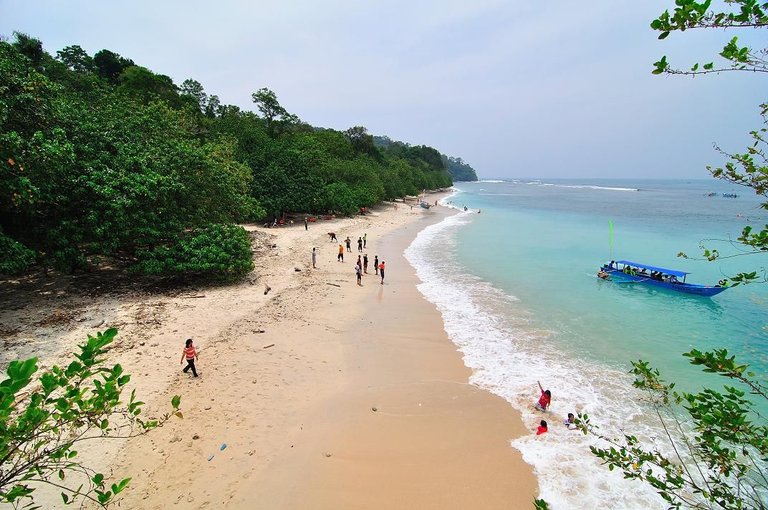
608, 220, 614, 260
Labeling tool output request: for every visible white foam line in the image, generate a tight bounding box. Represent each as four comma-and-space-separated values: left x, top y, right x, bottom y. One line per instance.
404, 215, 668, 509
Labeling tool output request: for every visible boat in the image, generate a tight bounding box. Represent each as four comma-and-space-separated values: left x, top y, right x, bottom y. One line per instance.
598, 260, 728, 297
419, 201, 431, 209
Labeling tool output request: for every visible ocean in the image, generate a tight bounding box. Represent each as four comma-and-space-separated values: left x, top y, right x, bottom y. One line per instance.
404, 179, 768, 509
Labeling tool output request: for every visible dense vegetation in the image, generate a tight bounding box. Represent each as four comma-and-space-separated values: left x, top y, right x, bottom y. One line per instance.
373, 135, 478, 182
0, 33, 455, 278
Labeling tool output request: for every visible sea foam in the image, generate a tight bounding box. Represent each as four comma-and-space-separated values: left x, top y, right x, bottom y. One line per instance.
404, 213, 668, 509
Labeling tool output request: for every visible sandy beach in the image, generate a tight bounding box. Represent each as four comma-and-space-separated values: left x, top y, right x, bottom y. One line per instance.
0, 195, 536, 509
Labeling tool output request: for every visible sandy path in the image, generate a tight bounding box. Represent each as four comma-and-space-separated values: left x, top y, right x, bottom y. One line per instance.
0, 196, 537, 509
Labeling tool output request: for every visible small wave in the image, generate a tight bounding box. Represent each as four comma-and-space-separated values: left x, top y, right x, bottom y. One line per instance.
478, 179, 505, 183
404, 217, 667, 509
532, 183, 639, 192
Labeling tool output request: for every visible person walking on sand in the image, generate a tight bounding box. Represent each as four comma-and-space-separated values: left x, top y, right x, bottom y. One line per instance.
312, 247, 317, 268
328, 232, 337, 241
379, 261, 385, 284
363, 233, 367, 248
345, 237, 351, 252
374, 255, 379, 275
363, 254, 369, 274
304, 217, 308, 230
180, 338, 199, 377
356, 255, 362, 272
355, 260, 362, 286
534, 381, 551, 411
357, 237, 363, 252
338, 244, 344, 262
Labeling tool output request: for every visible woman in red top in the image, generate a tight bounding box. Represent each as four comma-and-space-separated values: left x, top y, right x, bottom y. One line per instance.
180, 338, 199, 377
535, 380, 551, 411
536, 420, 548, 435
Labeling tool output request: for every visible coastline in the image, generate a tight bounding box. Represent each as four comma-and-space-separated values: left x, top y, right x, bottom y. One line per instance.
0, 195, 536, 508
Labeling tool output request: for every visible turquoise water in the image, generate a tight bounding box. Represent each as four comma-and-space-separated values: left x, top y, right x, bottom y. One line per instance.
456, 179, 768, 385
405, 179, 768, 508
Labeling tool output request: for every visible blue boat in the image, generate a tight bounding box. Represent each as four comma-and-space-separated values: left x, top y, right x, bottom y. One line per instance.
597, 260, 728, 297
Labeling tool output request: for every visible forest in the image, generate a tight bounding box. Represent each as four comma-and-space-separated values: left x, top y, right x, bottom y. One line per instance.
0, 33, 476, 279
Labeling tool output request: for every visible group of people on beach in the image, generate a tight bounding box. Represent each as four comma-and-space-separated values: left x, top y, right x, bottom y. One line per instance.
326, 231, 385, 285
533, 380, 576, 435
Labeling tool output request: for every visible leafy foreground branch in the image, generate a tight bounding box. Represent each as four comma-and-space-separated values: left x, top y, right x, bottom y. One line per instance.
0, 328, 181, 508
565, 350, 768, 509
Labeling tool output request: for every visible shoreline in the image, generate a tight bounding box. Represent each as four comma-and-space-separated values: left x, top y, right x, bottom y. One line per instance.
0, 195, 536, 509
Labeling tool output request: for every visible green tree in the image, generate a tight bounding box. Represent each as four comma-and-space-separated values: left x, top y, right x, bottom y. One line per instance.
650, 0, 767, 75
117, 66, 179, 105
550, 3, 768, 510
55, 45, 95, 73
250, 87, 298, 137
575, 350, 768, 509
180, 78, 208, 113
93, 49, 134, 84
0, 328, 181, 508
649, 1, 768, 284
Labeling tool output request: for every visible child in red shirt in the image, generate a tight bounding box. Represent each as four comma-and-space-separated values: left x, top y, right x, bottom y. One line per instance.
535, 380, 551, 411
536, 420, 548, 435
180, 338, 199, 377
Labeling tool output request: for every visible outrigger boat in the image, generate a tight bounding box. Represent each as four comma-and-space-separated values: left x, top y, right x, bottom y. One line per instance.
597, 260, 728, 297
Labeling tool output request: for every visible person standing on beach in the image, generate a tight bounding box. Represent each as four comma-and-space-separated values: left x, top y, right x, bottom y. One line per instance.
374, 255, 379, 275
363, 254, 369, 274
363, 233, 367, 248
312, 247, 317, 268
378, 261, 385, 284
345, 237, 351, 252
180, 338, 199, 377
338, 244, 344, 262
304, 217, 308, 230
357, 237, 363, 252
355, 260, 362, 286
534, 381, 551, 411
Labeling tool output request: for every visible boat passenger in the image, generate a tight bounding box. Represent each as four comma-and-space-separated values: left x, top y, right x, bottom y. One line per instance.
597, 270, 609, 280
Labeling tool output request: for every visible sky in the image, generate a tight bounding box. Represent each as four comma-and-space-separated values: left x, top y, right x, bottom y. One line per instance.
1, 0, 765, 179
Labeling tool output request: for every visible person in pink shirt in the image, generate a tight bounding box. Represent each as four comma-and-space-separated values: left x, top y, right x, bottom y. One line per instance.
180, 338, 199, 377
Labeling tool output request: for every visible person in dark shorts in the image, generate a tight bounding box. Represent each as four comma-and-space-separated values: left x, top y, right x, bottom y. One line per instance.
180, 338, 199, 377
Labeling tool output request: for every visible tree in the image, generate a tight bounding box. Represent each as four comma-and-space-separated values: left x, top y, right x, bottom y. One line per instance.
250, 87, 298, 137
650, 0, 767, 76
649, 1, 768, 284
180, 78, 208, 113
573, 350, 768, 509
93, 49, 134, 84
117, 66, 179, 105
11, 32, 44, 69
0, 328, 181, 508
542, 3, 768, 509
55, 45, 94, 73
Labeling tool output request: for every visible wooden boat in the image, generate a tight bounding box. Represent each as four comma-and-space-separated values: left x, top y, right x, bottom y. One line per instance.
598, 260, 728, 297
419, 201, 431, 209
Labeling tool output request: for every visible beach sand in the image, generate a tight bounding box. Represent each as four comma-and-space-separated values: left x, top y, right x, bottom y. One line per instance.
0, 195, 536, 509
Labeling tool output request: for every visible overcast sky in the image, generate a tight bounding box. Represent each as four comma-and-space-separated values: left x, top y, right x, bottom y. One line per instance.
1, 0, 765, 179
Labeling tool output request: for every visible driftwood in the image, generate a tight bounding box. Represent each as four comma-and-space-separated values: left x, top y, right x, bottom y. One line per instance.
263, 344, 275, 349
326, 283, 341, 288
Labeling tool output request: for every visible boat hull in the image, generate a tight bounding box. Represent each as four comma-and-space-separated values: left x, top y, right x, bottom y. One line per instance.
604, 269, 727, 297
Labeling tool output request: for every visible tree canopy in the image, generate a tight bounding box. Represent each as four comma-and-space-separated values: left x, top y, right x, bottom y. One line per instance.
0, 33, 459, 278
